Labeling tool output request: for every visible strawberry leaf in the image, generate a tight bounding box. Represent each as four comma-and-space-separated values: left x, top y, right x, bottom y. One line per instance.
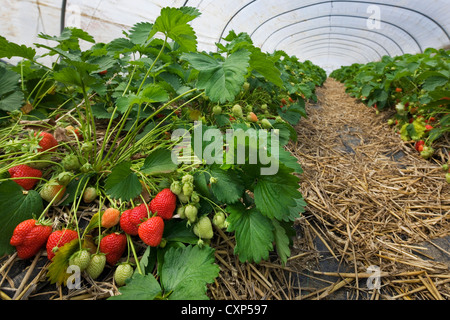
249, 48, 283, 88
47, 238, 79, 285
150, 7, 198, 52
0, 66, 24, 112
115, 84, 168, 113
181, 49, 251, 103
128, 22, 154, 46
159, 245, 219, 300
272, 219, 291, 266
140, 148, 178, 175
208, 165, 244, 204
226, 204, 274, 263
0, 181, 43, 256
105, 161, 142, 201
0, 36, 36, 60
253, 165, 303, 221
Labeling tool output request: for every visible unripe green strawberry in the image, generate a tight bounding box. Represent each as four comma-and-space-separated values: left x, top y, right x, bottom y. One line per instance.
81, 142, 93, 153
212, 105, 222, 115
261, 118, 272, 129
83, 186, 97, 203
40, 180, 66, 203
209, 176, 218, 184
212, 211, 227, 229
190, 191, 200, 204
138, 216, 164, 247
185, 204, 198, 223
170, 180, 182, 195
182, 182, 194, 197
114, 263, 134, 286
232, 104, 243, 118
243, 81, 250, 91
177, 206, 186, 219
420, 146, 434, 159
245, 105, 253, 112
57, 171, 73, 186
275, 116, 284, 123
80, 162, 94, 173
260, 104, 268, 111
446, 172, 450, 184
193, 215, 214, 240
178, 193, 190, 203
62, 154, 81, 171
181, 174, 194, 184
69, 249, 91, 271
86, 253, 106, 280
442, 164, 449, 172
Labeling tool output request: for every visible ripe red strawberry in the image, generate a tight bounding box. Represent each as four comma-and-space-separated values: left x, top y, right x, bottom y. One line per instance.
138, 216, 164, 247
10, 219, 52, 259
101, 208, 121, 228
149, 188, 177, 220
40, 180, 66, 203
415, 140, 425, 152
395, 88, 402, 93
36, 132, 58, 152
425, 125, 433, 131
46, 229, 79, 260
281, 98, 287, 105
119, 203, 149, 235
8, 164, 42, 190
99, 232, 127, 266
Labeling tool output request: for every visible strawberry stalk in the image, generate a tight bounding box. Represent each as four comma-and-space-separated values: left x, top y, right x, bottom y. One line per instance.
104, 88, 200, 167
136, 35, 168, 95
37, 186, 66, 222
126, 234, 143, 275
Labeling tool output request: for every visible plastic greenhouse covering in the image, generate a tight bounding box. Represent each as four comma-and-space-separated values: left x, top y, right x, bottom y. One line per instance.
1, 0, 449, 73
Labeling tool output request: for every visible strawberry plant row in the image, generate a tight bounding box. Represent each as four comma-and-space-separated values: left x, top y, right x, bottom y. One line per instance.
0, 7, 326, 299
330, 49, 450, 182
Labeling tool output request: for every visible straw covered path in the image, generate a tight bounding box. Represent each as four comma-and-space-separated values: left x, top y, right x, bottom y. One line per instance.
287, 78, 450, 299
211, 78, 450, 300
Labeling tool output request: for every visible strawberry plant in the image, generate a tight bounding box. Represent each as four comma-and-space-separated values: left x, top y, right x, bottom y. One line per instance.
0, 6, 326, 299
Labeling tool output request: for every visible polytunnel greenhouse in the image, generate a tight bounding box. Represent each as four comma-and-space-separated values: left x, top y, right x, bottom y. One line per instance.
0, 0, 449, 304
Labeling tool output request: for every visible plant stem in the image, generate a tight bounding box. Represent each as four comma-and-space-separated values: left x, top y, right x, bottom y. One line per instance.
126, 234, 143, 275
136, 35, 168, 95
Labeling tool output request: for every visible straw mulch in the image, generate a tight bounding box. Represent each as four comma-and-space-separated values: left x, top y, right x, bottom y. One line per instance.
210, 78, 450, 300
